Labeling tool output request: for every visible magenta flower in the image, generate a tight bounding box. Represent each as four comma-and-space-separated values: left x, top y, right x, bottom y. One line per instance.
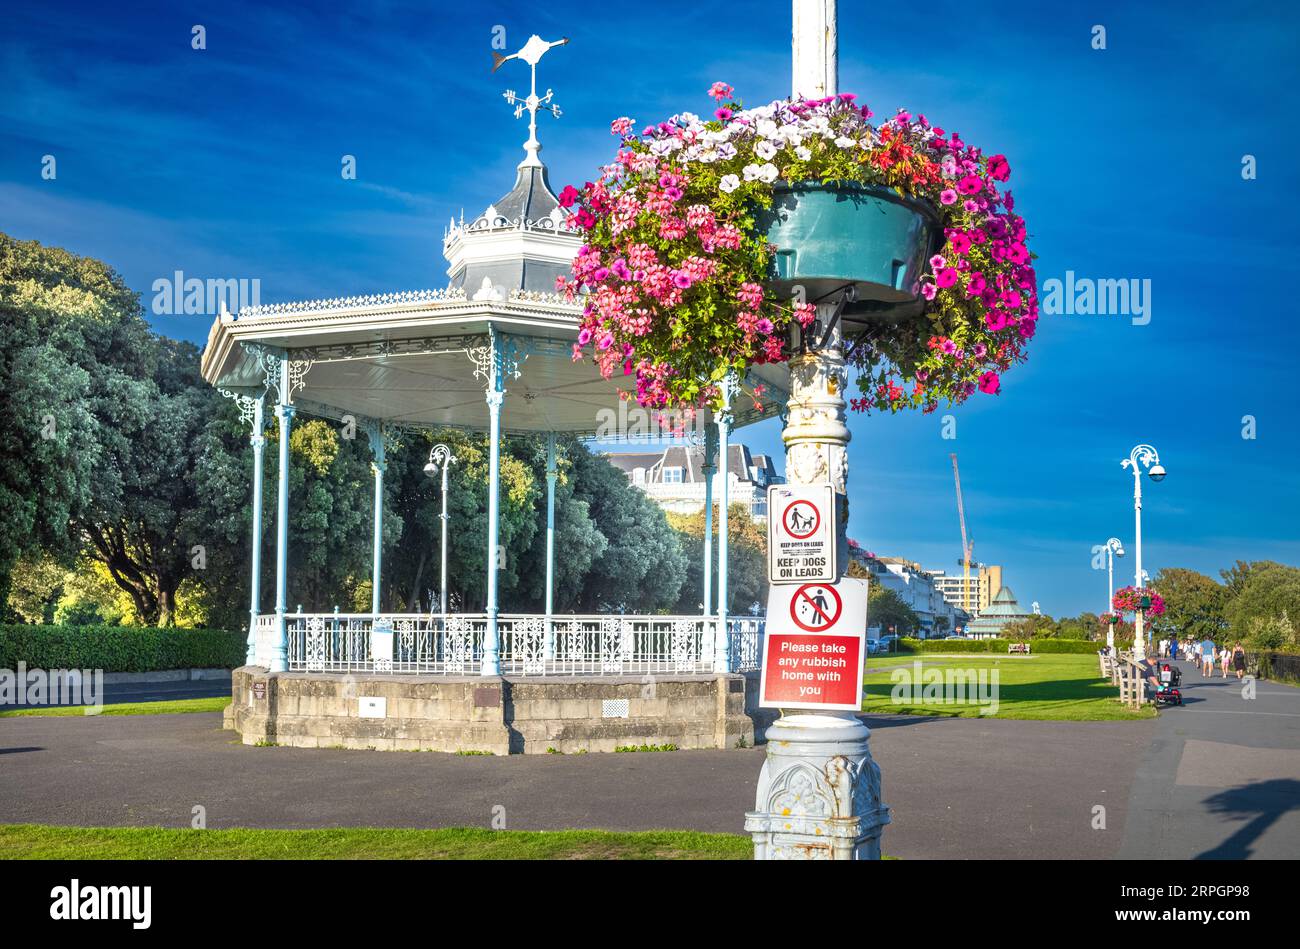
940, 189, 957, 205
936, 268, 958, 289
986, 154, 1010, 182
558, 185, 581, 208
708, 81, 734, 102
978, 371, 1000, 394
715, 107, 734, 121
957, 175, 983, 195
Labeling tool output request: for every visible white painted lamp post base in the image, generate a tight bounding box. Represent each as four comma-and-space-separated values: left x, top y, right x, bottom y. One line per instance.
745, 712, 890, 860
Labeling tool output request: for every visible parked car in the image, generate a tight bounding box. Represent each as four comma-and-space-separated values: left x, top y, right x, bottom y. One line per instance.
865, 638, 881, 655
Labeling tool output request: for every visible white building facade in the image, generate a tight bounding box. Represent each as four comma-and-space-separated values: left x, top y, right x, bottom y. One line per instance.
606, 444, 783, 521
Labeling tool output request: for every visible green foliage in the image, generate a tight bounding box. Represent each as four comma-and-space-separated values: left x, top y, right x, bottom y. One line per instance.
667, 503, 766, 615
1150, 567, 1227, 641
0, 624, 245, 671
1223, 562, 1300, 642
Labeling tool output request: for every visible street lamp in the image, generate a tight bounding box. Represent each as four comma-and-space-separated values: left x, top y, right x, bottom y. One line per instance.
1121, 444, 1165, 660
1103, 537, 1124, 650
423, 444, 456, 617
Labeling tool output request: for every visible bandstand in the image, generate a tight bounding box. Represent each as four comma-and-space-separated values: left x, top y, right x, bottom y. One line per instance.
199, 41, 784, 753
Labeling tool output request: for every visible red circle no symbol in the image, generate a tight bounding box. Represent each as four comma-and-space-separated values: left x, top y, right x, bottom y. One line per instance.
791, 583, 842, 632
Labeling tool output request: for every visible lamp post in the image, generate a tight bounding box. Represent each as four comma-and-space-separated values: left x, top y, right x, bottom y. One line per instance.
1103, 537, 1124, 650
1121, 444, 1165, 661
423, 444, 456, 617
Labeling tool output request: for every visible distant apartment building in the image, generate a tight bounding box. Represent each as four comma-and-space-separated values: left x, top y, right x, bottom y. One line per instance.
605, 443, 783, 521
925, 564, 1003, 617
851, 550, 965, 638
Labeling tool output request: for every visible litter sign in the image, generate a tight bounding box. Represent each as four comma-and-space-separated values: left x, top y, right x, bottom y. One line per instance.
768, 484, 837, 583
760, 576, 868, 711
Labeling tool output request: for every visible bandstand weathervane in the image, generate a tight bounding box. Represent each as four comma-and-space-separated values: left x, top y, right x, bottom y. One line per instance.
493, 34, 569, 168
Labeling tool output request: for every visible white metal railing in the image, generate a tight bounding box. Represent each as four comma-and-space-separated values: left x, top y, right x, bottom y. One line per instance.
259, 612, 764, 676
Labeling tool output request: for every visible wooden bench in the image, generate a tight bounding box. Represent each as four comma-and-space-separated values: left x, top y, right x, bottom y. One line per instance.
1115, 655, 1148, 709
1008, 643, 1031, 655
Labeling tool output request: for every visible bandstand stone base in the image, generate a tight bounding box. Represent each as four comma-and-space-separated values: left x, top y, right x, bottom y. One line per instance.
225, 666, 776, 754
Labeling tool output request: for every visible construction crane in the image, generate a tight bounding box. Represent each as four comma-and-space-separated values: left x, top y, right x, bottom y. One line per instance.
950, 454, 975, 612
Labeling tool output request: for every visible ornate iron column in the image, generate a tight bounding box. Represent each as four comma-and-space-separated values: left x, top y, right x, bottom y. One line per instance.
219, 388, 268, 665
702, 416, 717, 617
714, 377, 733, 672
472, 328, 523, 677
271, 356, 296, 673
544, 431, 558, 660
248, 395, 269, 663
365, 422, 387, 615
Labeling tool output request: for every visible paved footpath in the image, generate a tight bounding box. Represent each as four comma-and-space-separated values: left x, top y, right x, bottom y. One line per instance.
1, 709, 1148, 859
1118, 659, 1300, 859
1, 665, 1295, 858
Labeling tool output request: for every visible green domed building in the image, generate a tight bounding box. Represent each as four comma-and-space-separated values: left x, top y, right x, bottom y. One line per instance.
966, 586, 1034, 638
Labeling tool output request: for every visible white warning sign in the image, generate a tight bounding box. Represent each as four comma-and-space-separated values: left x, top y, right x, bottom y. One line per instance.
768, 483, 837, 583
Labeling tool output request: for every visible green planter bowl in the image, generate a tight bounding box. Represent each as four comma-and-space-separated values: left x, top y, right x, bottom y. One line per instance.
758, 181, 940, 323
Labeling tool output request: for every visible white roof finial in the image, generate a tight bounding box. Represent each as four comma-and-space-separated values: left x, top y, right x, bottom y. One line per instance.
494, 34, 568, 168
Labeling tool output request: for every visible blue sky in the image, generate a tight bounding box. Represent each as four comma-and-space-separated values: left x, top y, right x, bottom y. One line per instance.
3, 0, 1297, 616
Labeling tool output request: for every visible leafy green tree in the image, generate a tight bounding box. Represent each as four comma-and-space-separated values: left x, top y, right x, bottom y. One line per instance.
1150, 567, 1227, 641
566, 445, 686, 612
668, 502, 767, 616
0, 234, 148, 602
1223, 562, 1300, 642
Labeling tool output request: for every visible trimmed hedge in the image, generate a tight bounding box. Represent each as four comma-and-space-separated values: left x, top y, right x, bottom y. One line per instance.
895, 637, 1103, 655
0, 625, 245, 673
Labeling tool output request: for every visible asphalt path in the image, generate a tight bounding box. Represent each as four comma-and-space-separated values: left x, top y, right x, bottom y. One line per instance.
1118, 658, 1300, 859
0, 708, 1148, 859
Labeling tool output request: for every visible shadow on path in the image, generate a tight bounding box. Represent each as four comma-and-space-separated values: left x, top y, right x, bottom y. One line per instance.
1196, 779, 1300, 859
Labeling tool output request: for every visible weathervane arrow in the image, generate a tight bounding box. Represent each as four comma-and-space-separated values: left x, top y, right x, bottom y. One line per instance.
493, 34, 569, 168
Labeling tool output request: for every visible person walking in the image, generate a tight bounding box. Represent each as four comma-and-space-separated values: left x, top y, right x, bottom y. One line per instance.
1200, 639, 1214, 676
1232, 642, 1247, 680
1220, 644, 1231, 677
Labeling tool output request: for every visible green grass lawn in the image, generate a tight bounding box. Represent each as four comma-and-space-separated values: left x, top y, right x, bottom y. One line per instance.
0, 825, 753, 860
0, 696, 232, 718
862, 654, 1156, 721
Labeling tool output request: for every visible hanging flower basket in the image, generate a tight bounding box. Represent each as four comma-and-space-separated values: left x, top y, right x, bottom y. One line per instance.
757, 181, 939, 305
558, 83, 1037, 412
1099, 612, 1123, 626
1112, 586, 1165, 617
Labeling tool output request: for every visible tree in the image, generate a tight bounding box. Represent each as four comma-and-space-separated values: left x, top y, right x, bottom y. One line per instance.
668, 502, 767, 615
0, 234, 150, 603
1150, 567, 1227, 642
566, 445, 687, 613
1223, 562, 1300, 642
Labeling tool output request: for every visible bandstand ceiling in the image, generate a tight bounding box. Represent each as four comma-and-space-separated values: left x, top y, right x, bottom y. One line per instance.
200, 290, 788, 434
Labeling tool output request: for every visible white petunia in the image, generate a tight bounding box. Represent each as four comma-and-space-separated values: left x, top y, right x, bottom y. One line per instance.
756, 118, 779, 139
795, 145, 812, 161
758, 162, 779, 183
716, 142, 737, 160
755, 139, 779, 160
742, 163, 763, 181
719, 174, 741, 193
834, 136, 856, 149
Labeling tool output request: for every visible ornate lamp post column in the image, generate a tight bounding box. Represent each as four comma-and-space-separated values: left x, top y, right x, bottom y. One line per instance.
1103, 537, 1124, 651
423, 443, 456, 616
746, 0, 889, 861
1121, 444, 1166, 661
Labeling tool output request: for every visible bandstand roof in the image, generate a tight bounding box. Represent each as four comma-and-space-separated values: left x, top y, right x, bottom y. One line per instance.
200, 289, 788, 435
